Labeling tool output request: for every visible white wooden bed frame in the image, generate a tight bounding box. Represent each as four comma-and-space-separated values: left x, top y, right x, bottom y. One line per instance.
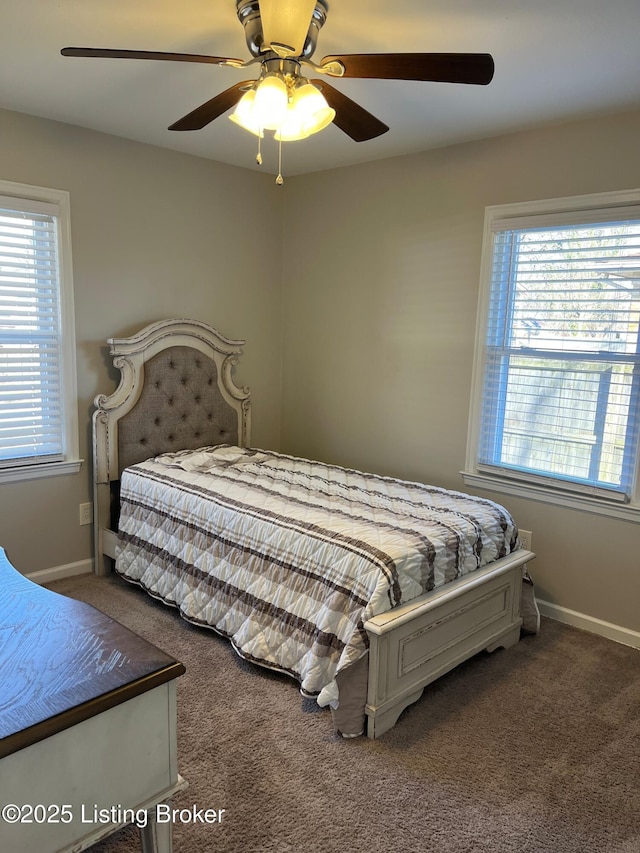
93, 318, 535, 739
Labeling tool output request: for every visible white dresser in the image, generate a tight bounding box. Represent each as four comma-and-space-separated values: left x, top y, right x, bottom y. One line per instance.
0, 547, 187, 853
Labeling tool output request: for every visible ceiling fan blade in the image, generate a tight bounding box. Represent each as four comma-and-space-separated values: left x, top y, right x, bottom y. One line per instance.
168, 81, 254, 131
259, 0, 316, 55
320, 53, 495, 85
310, 80, 388, 142
61, 47, 244, 66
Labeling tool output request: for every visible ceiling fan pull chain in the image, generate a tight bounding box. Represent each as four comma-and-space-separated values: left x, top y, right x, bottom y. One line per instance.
256, 133, 263, 166
276, 137, 284, 185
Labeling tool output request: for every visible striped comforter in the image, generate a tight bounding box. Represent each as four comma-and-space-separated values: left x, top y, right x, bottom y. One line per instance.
116, 445, 518, 708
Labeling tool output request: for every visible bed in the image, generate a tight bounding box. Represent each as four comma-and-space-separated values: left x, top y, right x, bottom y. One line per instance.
93, 318, 537, 739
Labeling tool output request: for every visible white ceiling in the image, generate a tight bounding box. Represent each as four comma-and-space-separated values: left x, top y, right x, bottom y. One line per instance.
1, 0, 640, 177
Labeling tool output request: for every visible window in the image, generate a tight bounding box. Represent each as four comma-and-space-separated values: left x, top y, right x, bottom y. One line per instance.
465, 189, 640, 520
0, 180, 80, 483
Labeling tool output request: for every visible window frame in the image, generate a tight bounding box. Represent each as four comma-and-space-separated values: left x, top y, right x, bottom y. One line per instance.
463, 188, 640, 522
0, 180, 81, 484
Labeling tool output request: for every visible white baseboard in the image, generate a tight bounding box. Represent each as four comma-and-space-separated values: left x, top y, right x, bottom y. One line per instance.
537, 599, 640, 650
26, 558, 94, 586
20, 563, 640, 652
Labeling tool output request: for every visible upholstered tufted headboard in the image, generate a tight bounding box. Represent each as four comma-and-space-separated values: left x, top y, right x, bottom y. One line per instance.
92, 318, 251, 574
117, 345, 241, 473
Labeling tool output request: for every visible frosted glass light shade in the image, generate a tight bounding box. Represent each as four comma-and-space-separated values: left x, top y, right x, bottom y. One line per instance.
229, 89, 264, 137
274, 82, 335, 140
252, 74, 289, 129
274, 103, 311, 141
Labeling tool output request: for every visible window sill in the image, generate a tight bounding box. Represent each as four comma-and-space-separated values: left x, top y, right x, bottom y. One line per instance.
461, 470, 640, 524
0, 459, 83, 485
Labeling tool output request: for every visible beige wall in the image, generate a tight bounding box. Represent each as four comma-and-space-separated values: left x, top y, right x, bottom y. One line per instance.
1, 103, 638, 636
281, 108, 640, 635
0, 108, 284, 572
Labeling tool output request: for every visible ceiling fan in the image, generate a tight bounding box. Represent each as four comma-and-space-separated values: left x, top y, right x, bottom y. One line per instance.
61, 0, 494, 176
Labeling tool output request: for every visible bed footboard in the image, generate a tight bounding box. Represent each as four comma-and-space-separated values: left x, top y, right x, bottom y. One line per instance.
364, 549, 532, 739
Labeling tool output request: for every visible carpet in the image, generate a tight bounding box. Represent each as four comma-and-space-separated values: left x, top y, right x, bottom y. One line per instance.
46, 573, 640, 853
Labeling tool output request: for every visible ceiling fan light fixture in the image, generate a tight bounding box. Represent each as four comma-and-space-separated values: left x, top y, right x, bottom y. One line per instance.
230, 74, 336, 144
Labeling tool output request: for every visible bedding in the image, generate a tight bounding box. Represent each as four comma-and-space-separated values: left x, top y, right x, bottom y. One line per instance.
116, 444, 519, 713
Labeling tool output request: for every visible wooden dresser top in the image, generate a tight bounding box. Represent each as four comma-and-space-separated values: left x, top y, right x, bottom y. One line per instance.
0, 548, 185, 759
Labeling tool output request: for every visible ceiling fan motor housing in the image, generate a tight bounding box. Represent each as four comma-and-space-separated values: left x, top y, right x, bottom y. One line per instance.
236, 0, 328, 59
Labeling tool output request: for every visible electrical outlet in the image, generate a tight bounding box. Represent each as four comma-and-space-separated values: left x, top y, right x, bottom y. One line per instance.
518, 529, 533, 551
79, 502, 93, 526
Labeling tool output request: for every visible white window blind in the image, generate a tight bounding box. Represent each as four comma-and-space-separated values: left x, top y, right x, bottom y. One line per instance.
0, 191, 74, 471
475, 202, 640, 503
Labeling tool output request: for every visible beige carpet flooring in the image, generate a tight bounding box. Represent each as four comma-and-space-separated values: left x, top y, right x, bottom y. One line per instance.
46, 573, 640, 853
